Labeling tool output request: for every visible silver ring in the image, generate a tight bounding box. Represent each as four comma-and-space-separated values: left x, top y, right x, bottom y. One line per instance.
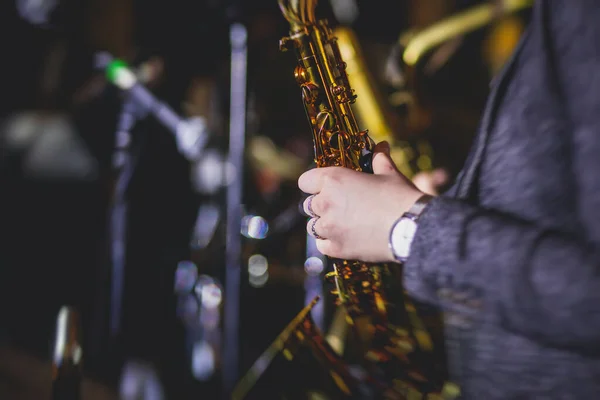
308, 217, 324, 240
304, 194, 318, 218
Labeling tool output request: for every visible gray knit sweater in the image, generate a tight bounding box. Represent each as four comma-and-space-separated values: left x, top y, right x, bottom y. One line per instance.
404, 1, 600, 398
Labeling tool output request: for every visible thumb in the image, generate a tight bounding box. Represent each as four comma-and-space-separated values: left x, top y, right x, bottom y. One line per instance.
372, 141, 399, 176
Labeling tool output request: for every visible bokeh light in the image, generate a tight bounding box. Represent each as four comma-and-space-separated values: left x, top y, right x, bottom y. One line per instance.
248, 254, 269, 288
174, 260, 198, 294
304, 256, 325, 276
241, 215, 269, 239
191, 341, 215, 381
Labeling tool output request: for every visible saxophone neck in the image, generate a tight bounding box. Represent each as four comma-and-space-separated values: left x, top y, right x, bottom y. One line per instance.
278, 0, 318, 31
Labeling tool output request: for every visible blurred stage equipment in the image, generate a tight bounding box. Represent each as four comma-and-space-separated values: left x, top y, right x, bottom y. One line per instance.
222, 22, 249, 398
16, 0, 59, 26
174, 262, 224, 384
51, 306, 83, 400
0, 112, 99, 181
119, 360, 164, 400
329, 0, 358, 25
96, 53, 211, 340
0, 346, 117, 399
381, 0, 532, 135
399, 0, 533, 68
247, 135, 305, 181
98, 53, 209, 163
234, 1, 458, 398
190, 201, 223, 251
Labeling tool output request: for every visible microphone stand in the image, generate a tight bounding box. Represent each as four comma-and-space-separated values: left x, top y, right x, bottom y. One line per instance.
222, 23, 248, 398
108, 95, 145, 339
95, 52, 211, 343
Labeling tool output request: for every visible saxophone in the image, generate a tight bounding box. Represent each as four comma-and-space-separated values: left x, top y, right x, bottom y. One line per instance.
333, 26, 434, 180
232, 297, 369, 399
277, 0, 452, 397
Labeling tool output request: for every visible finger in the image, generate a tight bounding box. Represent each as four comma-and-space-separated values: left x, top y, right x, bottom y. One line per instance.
412, 172, 437, 195
298, 168, 325, 194
374, 141, 391, 155
309, 192, 330, 217
302, 195, 318, 217
306, 217, 325, 239
372, 148, 400, 176
315, 238, 334, 257
298, 167, 342, 194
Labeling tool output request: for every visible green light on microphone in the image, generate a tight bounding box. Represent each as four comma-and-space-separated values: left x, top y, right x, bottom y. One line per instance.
106, 59, 128, 83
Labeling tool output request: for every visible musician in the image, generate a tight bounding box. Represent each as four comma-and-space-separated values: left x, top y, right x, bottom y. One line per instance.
299, 1, 600, 398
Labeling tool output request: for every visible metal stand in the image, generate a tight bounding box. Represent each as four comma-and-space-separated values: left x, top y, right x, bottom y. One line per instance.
108, 96, 145, 338
222, 23, 248, 398
95, 53, 211, 340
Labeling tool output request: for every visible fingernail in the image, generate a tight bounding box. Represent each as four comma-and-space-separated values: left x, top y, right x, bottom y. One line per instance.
379, 141, 391, 154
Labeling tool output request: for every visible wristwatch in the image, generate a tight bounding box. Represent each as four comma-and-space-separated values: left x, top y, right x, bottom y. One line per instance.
389, 194, 433, 263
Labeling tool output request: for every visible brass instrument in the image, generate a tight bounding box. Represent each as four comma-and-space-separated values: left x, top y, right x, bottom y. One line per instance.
400, 0, 533, 67
390, 0, 533, 110
275, 0, 452, 397
334, 26, 433, 179
247, 135, 306, 180
232, 297, 368, 399
278, 1, 374, 172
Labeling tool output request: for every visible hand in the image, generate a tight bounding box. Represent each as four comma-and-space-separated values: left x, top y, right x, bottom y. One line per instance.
299, 141, 424, 263
412, 168, 449, 196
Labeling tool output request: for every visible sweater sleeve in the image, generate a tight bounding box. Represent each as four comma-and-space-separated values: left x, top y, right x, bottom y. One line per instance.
402, 0, 600, 354
403, 197, 600, 353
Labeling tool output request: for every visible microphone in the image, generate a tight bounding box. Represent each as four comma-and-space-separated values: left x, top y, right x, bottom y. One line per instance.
96, 52, 209, 162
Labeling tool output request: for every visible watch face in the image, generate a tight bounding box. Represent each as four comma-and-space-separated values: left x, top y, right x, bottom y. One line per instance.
391, 217, 418, 259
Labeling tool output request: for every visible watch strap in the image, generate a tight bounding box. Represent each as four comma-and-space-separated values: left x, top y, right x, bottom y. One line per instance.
406, 194, 434, 218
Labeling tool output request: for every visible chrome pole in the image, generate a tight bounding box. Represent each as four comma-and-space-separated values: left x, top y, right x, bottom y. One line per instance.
222, 22, 248, 398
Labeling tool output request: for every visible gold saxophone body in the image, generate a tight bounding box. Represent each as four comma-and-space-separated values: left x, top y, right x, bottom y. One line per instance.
276, 0, 452, 397
333, 26, 434, 179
